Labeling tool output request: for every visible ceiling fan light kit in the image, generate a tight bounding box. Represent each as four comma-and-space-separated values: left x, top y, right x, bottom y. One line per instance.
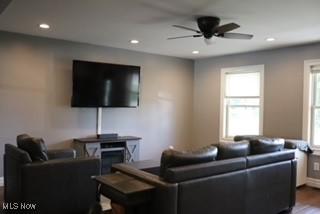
168, 16, 254, 45
204, 38, 216, 45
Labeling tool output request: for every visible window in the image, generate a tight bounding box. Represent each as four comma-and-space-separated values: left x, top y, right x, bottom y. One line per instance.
220, 65, 264, 141
303, 60, 320, 149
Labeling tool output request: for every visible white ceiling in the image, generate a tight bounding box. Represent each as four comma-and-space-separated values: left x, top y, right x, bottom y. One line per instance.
0, 0, 320, 59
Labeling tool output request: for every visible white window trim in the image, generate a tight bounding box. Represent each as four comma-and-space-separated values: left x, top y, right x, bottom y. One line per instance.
303, 59, 320, 150
220, 65, 264, 142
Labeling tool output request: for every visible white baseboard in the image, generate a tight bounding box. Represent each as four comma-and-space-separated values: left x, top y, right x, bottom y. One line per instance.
306, 177, 320, 189
0, 177, 3, 187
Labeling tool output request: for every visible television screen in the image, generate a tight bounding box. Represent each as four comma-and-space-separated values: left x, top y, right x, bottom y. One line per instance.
71, 60, 140, 107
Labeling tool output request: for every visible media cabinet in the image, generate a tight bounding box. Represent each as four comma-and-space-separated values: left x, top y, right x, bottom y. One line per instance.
73, 136, 141, 174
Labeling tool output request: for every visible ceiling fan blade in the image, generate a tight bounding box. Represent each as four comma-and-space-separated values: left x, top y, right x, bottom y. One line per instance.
167, 35, 203, 40
172, 25, 201, 33
215, 23, 240, 34
221, 33, 253, 40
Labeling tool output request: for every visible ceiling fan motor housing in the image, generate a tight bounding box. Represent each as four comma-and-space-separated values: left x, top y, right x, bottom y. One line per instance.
197, 16, 220, 39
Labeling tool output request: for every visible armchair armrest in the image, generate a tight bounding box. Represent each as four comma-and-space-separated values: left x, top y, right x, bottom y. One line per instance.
47, 148, 76, 160
21, 158, 101, 214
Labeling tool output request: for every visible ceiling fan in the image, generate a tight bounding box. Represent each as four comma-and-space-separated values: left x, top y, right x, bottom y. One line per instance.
168, 16, 253, 44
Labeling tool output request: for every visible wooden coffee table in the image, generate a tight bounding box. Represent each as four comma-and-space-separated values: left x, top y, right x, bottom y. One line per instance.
95, 172, 155, 214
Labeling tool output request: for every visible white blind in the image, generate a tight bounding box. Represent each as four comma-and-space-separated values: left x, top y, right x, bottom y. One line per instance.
225, 72, 260, 97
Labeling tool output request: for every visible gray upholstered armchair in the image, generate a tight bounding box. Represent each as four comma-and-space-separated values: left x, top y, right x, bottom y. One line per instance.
4, 134, 101, 214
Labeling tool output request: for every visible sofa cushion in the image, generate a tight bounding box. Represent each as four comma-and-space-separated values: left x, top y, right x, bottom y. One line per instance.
160, 145, 218, 178
250, 138, 285, 155
17, 134, 49, 162
246, 150, 295, 168
217, 141, 250, 160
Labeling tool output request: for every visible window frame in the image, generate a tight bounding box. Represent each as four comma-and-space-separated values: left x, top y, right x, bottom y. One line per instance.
303, 59, 320, 150
220, 65, 264, 142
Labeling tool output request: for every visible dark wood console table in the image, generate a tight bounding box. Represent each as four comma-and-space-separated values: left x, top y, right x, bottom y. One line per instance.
95, 173, 155, 214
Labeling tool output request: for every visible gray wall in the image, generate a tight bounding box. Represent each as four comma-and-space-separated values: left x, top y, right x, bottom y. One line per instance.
193, 43, 320, 147
2, 29, 320, 178
0, 31, 194, 176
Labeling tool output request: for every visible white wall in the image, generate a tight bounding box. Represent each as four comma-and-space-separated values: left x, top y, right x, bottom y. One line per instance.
193, 43, 320, 148
0, 31, 194, 176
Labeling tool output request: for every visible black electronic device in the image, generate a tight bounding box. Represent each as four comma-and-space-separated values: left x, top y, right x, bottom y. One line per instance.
72, 60, 140, 108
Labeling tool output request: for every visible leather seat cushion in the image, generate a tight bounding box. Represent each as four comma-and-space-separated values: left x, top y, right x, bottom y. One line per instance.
160, 145, 218, 178
17, 134, 49, 162
250, 138, 285, 155
217, 141, 250, 160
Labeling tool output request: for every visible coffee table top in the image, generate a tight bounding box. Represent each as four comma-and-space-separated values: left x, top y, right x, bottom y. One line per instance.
95, 173, 155, 195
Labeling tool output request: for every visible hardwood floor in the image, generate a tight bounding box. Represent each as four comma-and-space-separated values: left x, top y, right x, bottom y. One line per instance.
293, 186, 320, 214
0, 186, 319, 213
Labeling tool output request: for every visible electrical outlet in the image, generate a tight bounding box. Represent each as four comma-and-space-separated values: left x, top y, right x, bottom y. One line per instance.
314, 162, 320, 171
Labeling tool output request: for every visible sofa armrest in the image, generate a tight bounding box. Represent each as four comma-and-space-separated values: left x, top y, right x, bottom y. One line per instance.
112, 163, 174, 187
112, 163, 178, 214
290, 159, 297, 207
47, 148, 76, 160
21, 158, 100, 214
284, 139, 313, 154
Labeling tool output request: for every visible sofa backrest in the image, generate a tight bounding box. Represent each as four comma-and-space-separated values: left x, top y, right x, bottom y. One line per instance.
175, 151, 296, 214
163, 150, 295, 183
245, 159, 296, 214
168, 157, 248, 214
178, 170, 247, 214
163, 157, 246, 183
4, 144, 32, 202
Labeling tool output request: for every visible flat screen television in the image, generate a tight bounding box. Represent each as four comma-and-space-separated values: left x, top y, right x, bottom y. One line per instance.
71, 60, 140, 107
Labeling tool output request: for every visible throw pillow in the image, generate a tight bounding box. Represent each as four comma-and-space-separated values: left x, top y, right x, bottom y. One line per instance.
17, 134, 49, 162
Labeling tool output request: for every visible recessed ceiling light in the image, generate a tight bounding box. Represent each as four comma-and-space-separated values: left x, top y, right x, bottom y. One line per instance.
192, 50, 200, 54
39, 23, 50, 29
266, 37, 275, 42
130, 39, 139, 44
